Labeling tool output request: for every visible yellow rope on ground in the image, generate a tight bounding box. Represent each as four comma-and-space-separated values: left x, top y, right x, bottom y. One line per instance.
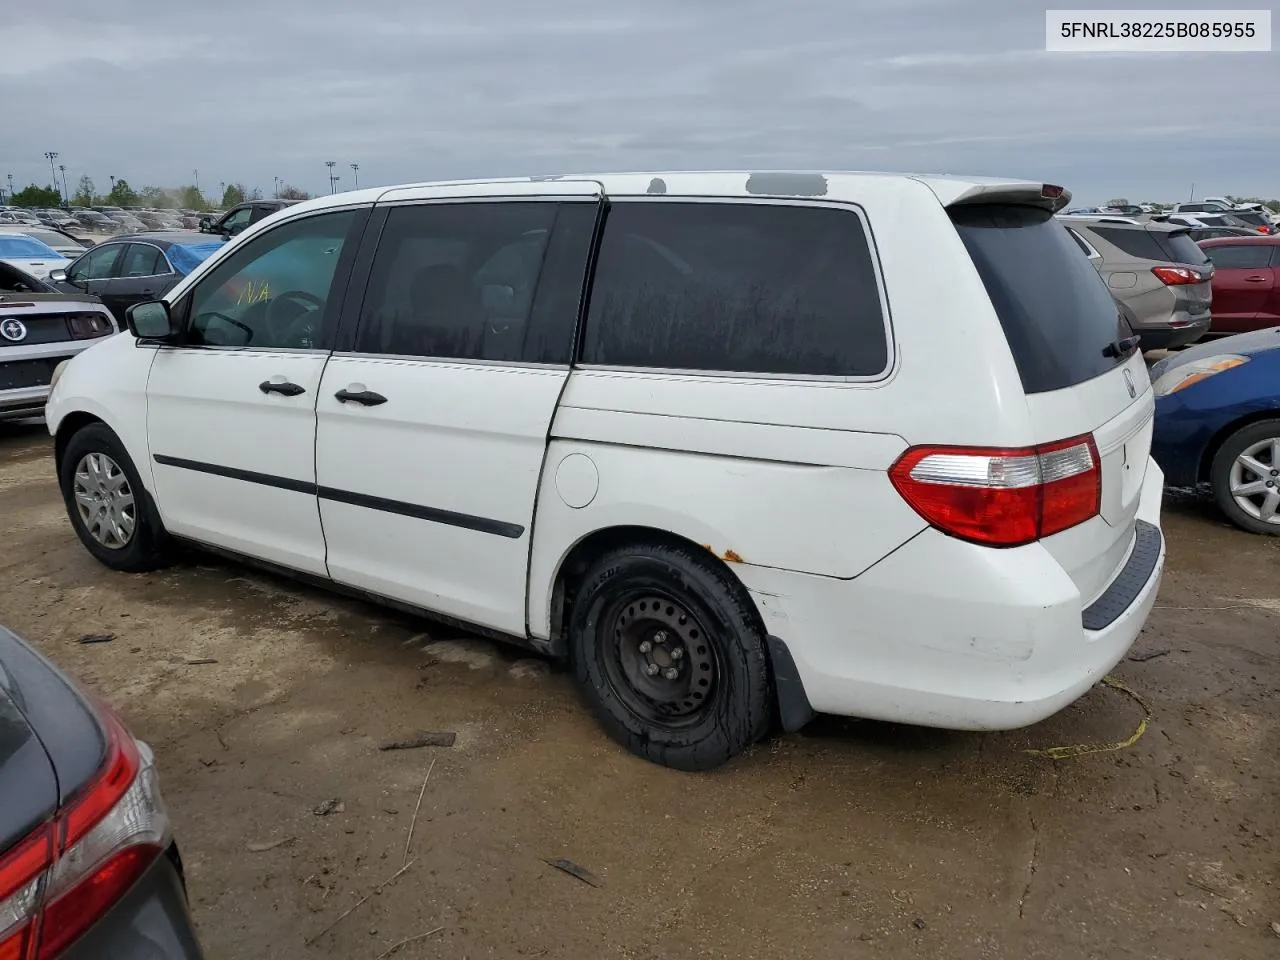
1022, 676, 1151, 760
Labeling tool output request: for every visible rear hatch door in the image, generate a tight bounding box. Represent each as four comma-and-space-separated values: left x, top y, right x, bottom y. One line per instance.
951, 203, 1154, 606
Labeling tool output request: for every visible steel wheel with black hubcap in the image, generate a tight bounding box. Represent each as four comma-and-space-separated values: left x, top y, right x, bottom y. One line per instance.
570, 541, 772, 770
1210, 419, 1280, 536
59, 422, 174, 571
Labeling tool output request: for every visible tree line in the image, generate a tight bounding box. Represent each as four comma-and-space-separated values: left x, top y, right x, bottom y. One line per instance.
5, 177, 311, 210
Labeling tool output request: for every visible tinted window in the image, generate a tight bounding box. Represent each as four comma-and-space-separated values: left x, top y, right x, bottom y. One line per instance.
1066, 228, 1098, 258
120, 244, 165, 277
1231, 212, 1268, 228
1152, 231, 1209, 265
1202, 244, 1273, 269
1089, 226, 1167, 260
582, 202, 887, 376
355, 201, 559, 362
220, 207, 253, 236
68, 244, 121, 280
952, 205, 1130, 394
187, 210, 356, 349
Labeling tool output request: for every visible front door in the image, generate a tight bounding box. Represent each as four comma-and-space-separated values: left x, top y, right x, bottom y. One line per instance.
57, 243, 122, 303
101, 243, 175, 319
315, 183, 599, 635
146, 207, 366, 575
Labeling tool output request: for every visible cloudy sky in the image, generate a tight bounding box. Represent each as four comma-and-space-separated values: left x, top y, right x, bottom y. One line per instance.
2, 0, 1276, 205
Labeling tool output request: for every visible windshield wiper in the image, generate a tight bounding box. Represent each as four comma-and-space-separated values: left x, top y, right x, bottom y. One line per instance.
1102, 334, 1142, 359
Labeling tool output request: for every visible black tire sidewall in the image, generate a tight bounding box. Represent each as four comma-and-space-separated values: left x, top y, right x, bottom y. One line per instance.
1209, 419, 1280, 536
569, 545, 771, 770
59, 423, 169, 570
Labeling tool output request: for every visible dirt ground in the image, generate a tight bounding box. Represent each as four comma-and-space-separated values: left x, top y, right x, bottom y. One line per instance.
1, 421, 1276, 960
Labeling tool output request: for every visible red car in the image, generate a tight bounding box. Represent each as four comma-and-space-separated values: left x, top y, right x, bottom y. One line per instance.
1198, 236, 1280, 336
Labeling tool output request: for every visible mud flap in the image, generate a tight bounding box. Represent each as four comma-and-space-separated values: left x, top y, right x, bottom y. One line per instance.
766, 635, 815, 733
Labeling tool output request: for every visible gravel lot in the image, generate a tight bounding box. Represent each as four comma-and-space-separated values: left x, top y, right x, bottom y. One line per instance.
1, 421, 1277, 959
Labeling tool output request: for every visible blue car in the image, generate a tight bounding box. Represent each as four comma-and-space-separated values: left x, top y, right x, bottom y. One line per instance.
1151, 327, 1280, 534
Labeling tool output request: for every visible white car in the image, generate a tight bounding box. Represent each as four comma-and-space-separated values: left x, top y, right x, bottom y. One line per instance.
0, 225, 90, 258
45, 171, 1166, 770
0, 233, 70, 279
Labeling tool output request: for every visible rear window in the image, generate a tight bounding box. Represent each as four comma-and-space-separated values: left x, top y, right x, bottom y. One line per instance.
1152, 230, 1209, 264
951, 205, 1130, 394
1232, 211, 1268, 228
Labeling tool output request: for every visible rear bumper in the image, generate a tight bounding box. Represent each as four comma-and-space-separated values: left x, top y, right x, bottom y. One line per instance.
61, 846, 203, 960
739, 459, 1166, 730
0, 385, 52, 420
1137, 315, 1210, 351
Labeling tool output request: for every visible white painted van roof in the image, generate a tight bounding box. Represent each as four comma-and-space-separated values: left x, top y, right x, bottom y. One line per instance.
284, 171, 1070, 216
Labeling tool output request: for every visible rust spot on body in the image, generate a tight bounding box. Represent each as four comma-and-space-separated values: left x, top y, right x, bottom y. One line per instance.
722, 549, 744, 564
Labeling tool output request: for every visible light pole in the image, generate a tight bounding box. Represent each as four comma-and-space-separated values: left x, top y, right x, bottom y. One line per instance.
44, 151, 58, 193
58, 165, 68, 206
5, 173, 12, 204
219, 181, 226, 202
273, 176, 280, 198
325, 161, 336, 194
350, 163, 359, 189
109, 175, 116, 199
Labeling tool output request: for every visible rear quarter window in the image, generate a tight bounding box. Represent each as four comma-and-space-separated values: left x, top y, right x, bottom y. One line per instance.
582, 201, 888, 377
1088, 226, 1167, 260
951, 205, 1130, 394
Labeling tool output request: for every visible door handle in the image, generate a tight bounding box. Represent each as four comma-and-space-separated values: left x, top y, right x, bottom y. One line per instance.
1243, 276, 1268, 282
334, 387, 387, 406
259, 380, 306, 396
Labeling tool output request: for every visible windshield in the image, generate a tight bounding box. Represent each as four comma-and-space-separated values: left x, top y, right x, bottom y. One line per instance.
952, 204, 1131, 394
0, 236, 64, 259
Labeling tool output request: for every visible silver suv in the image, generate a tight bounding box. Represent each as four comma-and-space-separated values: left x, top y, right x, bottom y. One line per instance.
1058, 217, 1213, 350
0, 263, 118, 420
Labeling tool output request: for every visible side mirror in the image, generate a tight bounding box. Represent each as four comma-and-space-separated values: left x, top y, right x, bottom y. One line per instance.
126, 300, 178, 341
47, 268, 67, 283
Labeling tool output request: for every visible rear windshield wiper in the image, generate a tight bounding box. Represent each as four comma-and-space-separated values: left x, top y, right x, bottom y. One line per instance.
1102, 335, 1142, 359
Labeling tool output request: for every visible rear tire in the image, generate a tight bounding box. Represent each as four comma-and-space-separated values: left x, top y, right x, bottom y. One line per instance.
568, 541, 772, 771
59, 423, 174, 570
1209, 419, 1280, 536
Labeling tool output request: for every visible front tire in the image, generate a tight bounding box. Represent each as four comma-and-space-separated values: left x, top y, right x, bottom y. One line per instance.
59, 423, 173, 570
568, 542, 772, 771
1209, 419, 1280, 536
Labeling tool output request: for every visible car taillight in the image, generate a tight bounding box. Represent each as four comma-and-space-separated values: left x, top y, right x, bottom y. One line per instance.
889, 435, 1101, 547
67, 314, 113, 339
1151, 265, 1205, 285
0, 707, 169, 960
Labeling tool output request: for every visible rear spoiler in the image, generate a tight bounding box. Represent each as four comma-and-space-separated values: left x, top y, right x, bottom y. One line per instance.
927, 180, 1072, 214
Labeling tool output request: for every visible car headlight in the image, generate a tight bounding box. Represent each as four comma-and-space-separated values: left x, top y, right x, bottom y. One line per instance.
50, 359, 70, 389
1151, 354, 1249, 397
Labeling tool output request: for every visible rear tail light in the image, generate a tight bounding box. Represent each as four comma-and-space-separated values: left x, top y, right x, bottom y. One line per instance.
67, 314, 113, 339
0, 706, 169, 960
1151, 265, 1205, 285
889, 435, 1101, 547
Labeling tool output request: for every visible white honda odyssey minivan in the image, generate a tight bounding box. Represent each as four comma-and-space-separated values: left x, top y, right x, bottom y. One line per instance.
45, 172, 1165, 770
